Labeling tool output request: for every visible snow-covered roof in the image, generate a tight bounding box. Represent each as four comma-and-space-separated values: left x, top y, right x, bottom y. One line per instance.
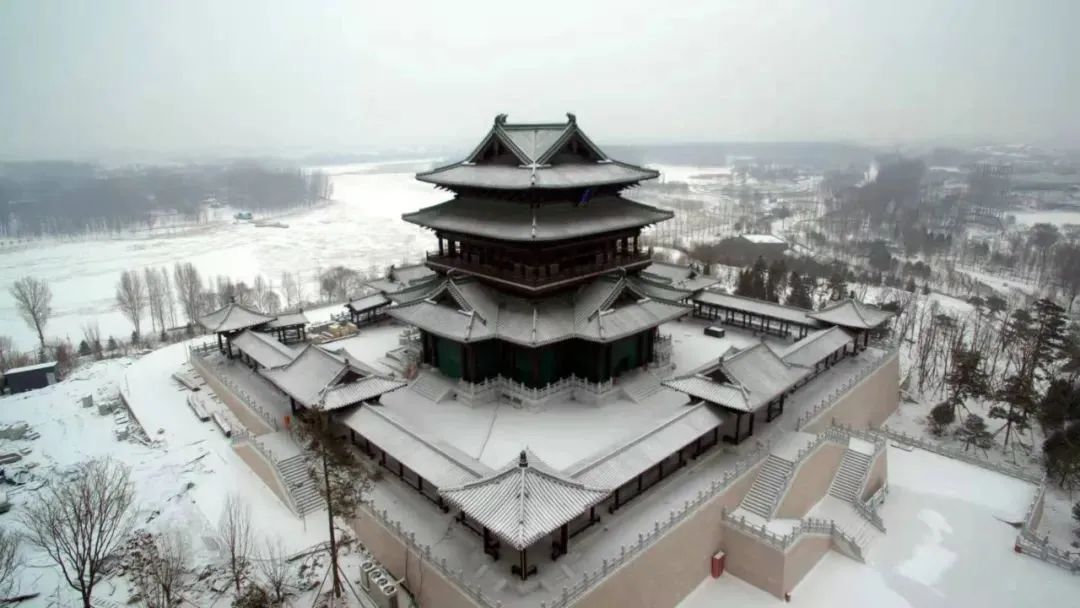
3, 361, 57, 374
198, 301, 274, 333
264, 311, 308, 329
339, 405, 492, 488
260, 345, 405, 410
388, 276, 689, 346
567, 402, 725, 489
366, 264, 438, 295
440, 450, 609, 550
808, 299, 893, 330
693, 291, 821, 327
641, 262, 720, 293
415, 114, 658, 191
740, 234, 787, 245
231, 330, 299, 369
402, 196, 672, 242
779, 327, 854, 368
626, 277, 694, 303
663, 343, 810, 412
346, 293, 391, 312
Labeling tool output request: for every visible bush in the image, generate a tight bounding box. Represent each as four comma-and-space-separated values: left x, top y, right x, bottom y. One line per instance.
928, 401, 955, 436
233, 584, 270, 608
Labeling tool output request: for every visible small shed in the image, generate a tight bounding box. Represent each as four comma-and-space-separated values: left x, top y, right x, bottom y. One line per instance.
3, 361, 59, 394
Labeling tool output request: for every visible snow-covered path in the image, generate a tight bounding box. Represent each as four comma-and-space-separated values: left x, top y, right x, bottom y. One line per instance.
679, 445, 1070, 608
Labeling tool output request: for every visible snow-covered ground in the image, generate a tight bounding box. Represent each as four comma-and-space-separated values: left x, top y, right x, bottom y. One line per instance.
1010, 209, 1080, 227
0, 168, 443, 350
679, 445, 1073, 608
0, 346, 363, 606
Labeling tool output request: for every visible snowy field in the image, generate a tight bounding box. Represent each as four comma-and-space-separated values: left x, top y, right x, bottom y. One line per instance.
1010, 208, 1080, 227
679, 445, 1075, 608
0, 168, 443, 350
0, 162, 728, 351
0, 345, 342, 606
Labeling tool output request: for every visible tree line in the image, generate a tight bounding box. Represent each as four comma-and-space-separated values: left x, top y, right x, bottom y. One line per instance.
0, 162, 331, 237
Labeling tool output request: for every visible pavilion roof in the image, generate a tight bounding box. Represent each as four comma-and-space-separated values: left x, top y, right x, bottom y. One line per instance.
265, 311, 308, 329
231, 330, 299, 369
641, 262, 720, 293
366, 264, 438, 295
567, 402, 725, 489
197, 301, 275, 334
440, 450, 608, 550
388, 276, 688, 346
416, 114, 658, 191
402, 195, 672, 242
808, 299, 894, 330
346, 293, 391, 313
693, 290, 821, 328
663, 343, 810, 412
260, 345, 405, 410
778, 327, 854, 368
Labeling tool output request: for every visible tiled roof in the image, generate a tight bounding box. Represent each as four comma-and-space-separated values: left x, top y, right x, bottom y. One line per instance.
365, 264, 438, 295
567, 403, 725, 489
338, 406, 491, 488
808, 299, 893, 330
693, 291, 821, 327
663, 343, 810, 412
440, 450, 608, 550
640, 262, 720, 292
779, 327, 854, 368
402, 196, 672, 242
346, 293, 391, 312
231, 330, 298, 369
260, 345, 403, 410
388, 276, 688, 346
198, 301, 274, 333
264, 311, 308, 329
415, 114, 658, 190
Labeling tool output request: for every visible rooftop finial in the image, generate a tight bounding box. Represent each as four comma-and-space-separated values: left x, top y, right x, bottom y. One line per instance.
495, 113, 508, 126
518, 450, 528, 468
566, 112, 576, 125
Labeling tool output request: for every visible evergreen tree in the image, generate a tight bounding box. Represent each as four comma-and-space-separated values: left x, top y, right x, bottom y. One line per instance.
945, 348, 989, 411
1028, 298, 1067, 383
992, 373, 1035, 447
928, 401, 955, 436
750, 257, 768, 300
827, 271, 847, 301
787, 271, 813, 309
957, 414, 992, 452
1044, 422, 1080, 488
904, 276, 917, 292
765, 259, 787, 303
735, 269, 754, 297
78, 340, 92, 357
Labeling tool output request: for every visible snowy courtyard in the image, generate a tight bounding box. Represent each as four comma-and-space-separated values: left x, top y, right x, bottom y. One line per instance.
679, 445, 1076, 608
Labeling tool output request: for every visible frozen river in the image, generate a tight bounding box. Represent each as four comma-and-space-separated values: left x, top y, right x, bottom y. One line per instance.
0, 167, 443, 349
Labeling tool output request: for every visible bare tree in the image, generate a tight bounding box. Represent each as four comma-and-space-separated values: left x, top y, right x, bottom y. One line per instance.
173, 262, 203, 324
133, 529, 189, 608
81, 322, 103, 359
144, 268, 166, 335
160, 268, 177, 329
0, 527, 22, 598
20, 458, 135, 608
115, 270, 148, 338
0, 335, 13, 369
281, 271, 301, 310
256, 537, 293, 605
10, 276, 52, 351
219, 494, 253, 595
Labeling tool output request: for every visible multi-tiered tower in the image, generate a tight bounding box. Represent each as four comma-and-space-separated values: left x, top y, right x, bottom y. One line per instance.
392, 114, 686, 387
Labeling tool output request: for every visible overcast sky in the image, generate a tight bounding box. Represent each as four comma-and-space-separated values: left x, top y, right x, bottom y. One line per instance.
1, 0, 1077, 160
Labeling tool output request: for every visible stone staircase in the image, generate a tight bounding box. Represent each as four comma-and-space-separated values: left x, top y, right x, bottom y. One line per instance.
739, 455, 795, 519
812, 496, 883, 555
618, 369, 663, 403
829, 448, 872, 503
379, 346, 418, 377
408, 371, 456, 403
277, 454, 326, 516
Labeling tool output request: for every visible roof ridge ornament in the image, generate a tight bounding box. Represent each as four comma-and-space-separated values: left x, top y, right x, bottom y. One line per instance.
518, 450, 528, 468
495, 113, 508, 126
566, 112, 576, 125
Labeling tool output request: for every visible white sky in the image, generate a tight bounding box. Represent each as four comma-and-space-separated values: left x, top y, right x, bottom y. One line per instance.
1, 0, 1078, 159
